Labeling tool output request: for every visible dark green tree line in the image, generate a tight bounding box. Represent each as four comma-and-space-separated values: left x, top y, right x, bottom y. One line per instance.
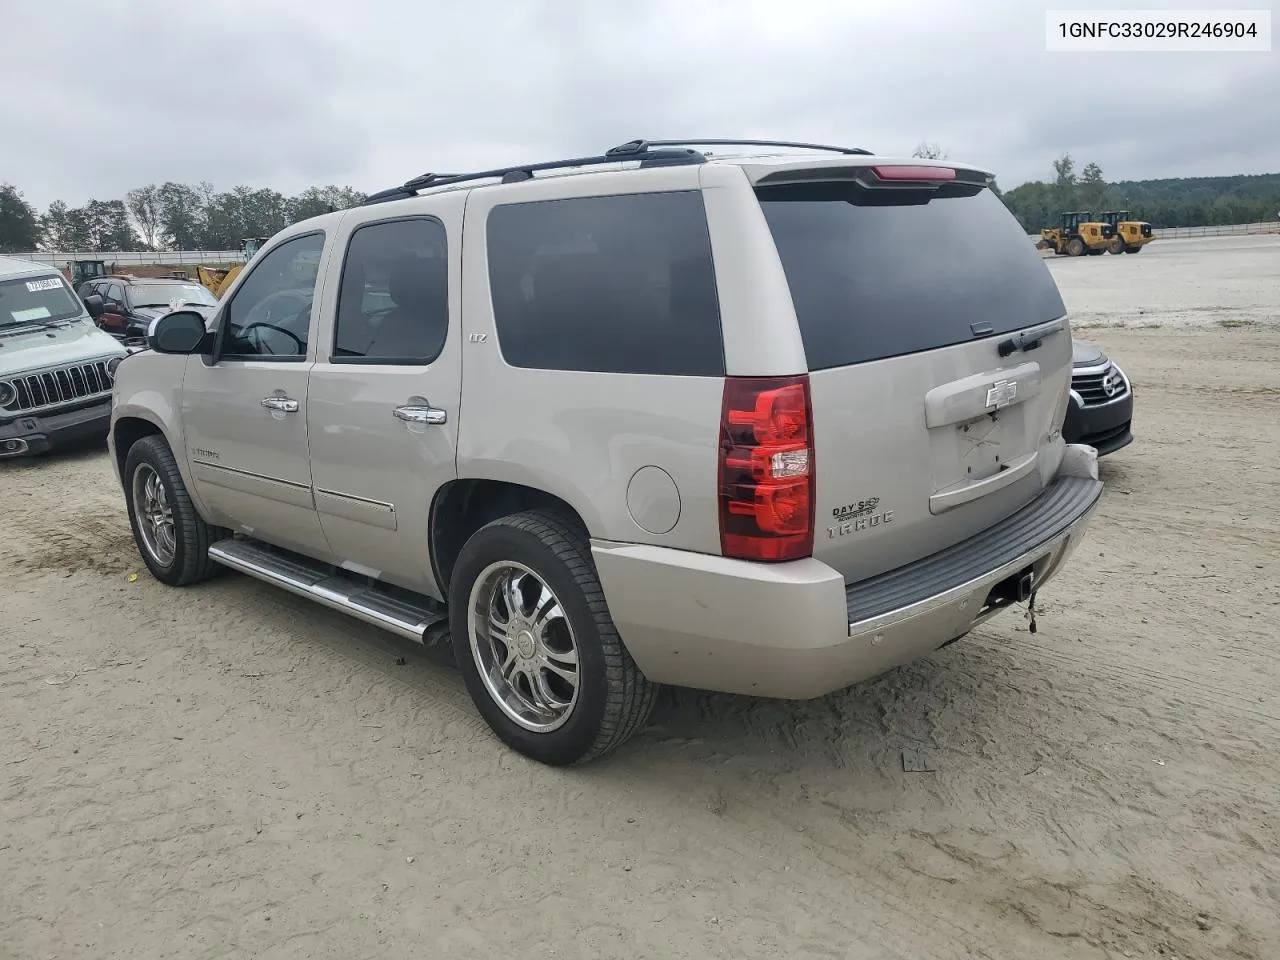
0, 184, 43, 252
999, 153, 1280, 232
0, 181, 367, 253
4, 158, 1279, 255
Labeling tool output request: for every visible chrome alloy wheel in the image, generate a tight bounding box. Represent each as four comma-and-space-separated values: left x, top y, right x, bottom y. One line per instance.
131, 463, 176, 567
467, 561, 580, 733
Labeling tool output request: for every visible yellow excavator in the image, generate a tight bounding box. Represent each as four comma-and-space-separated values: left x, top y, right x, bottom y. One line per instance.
1098, 211, 1155, 254
1036, 211, 1115, 257
196, 237, 269, 298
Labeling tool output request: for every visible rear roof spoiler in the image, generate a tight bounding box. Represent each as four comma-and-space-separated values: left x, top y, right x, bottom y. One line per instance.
751, 159, 994, 189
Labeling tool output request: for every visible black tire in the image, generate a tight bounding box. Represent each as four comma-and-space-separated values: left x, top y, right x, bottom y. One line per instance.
1108, 238, 1125, 255
1124, 245, 1142, 254
1066, 237, 1086, 257
448, 510, 658, 766
123, 434, 226, 586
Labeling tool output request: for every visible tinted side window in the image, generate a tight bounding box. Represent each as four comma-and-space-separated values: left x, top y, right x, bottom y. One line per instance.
224, 232, 325, 359
486, 191, 723, 376
333, 218, 449, 363
105, 283, 124, 305
756, 184, 1067, 369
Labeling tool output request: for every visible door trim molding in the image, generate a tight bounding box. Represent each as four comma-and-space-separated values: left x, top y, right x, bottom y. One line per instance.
190, 458, 314, 509
314, 487, 398, 532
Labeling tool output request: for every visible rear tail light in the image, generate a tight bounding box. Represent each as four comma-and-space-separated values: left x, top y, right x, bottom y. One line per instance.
718, 375, 815, 562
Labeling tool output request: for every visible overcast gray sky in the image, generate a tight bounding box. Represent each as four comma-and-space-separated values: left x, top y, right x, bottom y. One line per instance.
3, 0, 1276, 210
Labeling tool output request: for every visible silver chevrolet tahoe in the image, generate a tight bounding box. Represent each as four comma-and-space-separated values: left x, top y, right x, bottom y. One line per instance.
109, 138, 1104, 765
1, 256, 128, 459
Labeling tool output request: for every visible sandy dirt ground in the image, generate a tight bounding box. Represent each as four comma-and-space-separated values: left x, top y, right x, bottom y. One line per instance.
2, 235, 1278, 960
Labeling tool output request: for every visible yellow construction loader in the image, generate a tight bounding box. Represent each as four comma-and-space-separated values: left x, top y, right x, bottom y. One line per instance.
1036, 211, 1115, 256
195, 237, 269, 298
1098, 211, 1155, 254
63, 259, 109, 289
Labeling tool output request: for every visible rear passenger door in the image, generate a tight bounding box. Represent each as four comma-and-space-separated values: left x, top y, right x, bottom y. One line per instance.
306, 194, 464, 600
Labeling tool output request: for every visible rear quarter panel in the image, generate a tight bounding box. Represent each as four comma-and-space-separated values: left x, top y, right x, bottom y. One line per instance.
456, 166, 726, 552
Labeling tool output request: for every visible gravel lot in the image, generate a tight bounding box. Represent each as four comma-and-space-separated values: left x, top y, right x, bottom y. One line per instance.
3, 235, 1278, 960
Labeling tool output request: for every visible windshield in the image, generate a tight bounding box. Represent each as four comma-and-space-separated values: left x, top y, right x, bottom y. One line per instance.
129, 283, 218, 307
0, 274, 84, 327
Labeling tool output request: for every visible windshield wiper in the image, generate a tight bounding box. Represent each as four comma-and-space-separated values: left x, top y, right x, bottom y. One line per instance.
2, 319, 63, 333
997, 319, 1065, 358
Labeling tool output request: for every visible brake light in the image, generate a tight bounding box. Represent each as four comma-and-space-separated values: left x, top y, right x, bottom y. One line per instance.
718, 375, 815, 562
871, 165, 956, 181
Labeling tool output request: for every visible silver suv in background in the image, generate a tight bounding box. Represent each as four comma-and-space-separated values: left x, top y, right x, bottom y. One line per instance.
1, 257, 127, 459
110, 139, 1104, 765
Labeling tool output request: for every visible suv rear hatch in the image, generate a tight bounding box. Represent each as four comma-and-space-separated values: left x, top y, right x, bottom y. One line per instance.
749, 160, 1072, 582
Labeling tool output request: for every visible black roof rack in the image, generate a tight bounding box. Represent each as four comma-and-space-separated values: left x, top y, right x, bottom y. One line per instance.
361, 137, 873, 206
362, 144, 705, 206
608, 138, 873, 157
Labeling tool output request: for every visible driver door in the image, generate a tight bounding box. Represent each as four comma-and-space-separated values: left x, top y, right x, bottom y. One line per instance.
181, 229, 336, 560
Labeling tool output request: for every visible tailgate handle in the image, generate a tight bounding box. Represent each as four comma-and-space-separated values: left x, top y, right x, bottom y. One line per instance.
924, 362, 1042, 429
929, 451, 1039, 514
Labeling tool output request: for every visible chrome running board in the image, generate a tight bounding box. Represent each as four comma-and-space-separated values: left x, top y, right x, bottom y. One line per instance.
208, 538, 447, 643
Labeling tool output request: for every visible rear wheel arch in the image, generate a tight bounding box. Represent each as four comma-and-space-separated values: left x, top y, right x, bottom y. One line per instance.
430, 479, 591, 594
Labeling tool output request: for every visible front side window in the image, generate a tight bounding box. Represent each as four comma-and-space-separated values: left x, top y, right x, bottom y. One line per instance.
0, 274, 83, 327
333, 217, 449, 363
485, 191, 724, 376
223, 232, 325, 359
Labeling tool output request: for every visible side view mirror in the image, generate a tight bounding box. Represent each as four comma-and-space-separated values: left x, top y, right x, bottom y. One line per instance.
83, 294, 105, 319
149, 310, 211, 355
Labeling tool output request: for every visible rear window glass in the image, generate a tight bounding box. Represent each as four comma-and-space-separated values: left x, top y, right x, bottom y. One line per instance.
486, 191, 724, 376
0, 274, 83, 327
756, 183, 1066, 369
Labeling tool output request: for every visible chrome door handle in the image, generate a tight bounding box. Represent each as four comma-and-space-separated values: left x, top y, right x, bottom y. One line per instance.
261, 396, 299, 413
393, 404, 447, 425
